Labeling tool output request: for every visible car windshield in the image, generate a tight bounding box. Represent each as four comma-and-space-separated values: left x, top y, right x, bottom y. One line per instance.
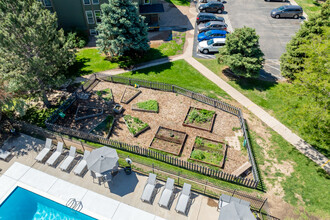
207, 39, 214, 45
205, 22, 211, 27
205, 31, 212, 36
277, 6, 285, 11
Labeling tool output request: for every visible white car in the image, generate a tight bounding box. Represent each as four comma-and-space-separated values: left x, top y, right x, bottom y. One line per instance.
198, 38, 225, 54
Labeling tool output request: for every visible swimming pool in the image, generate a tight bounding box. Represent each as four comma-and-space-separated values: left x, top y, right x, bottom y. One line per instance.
0, 187, 96, 220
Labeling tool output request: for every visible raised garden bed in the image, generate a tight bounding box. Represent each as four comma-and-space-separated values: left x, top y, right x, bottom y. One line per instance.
149, 126, 187, 156
183, 107, 216, 132
190, 136, 228, 168
123, 115, 150, 137
89, 115, 115, 138
132, 100, 159, 113
75, 105, 104, 121
96, 88, 113, 104
120, 87, 141, 104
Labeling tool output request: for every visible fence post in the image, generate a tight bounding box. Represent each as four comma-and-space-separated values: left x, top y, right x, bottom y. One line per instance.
204, 180, 208, 194
232, 189, 236, 197
177, 171, 180, 185
152, 163, 154, 173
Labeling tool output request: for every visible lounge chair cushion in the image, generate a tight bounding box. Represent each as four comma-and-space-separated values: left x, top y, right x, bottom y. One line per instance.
176, 194, 189, 214
182, 183, 191, 196
147, 173, 157, 185
141, 184, 155, 202
0, 149, 11, 160
35, 148, 50, 162
74, 160, 87, 175
46, 152, 61, 166
159, 188, 172, 208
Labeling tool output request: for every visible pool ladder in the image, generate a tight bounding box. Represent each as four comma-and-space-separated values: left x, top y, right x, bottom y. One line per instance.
66, 198, 83, 211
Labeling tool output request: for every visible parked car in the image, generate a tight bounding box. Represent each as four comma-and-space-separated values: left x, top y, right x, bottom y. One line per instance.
200, 0, 225, 3
199, 2, 224, 14
198, 38, 226, 54
265, 0, 286, 2
197, 30, 227, 42
197, 21, 227, 33
270, 5, 303, 19
196, 13, 225, 25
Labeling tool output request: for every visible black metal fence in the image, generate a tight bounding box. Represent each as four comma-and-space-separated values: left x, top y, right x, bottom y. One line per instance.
45, 74, 260, 188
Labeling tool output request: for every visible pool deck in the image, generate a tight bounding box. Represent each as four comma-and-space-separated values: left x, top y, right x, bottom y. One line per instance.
0, 134, 220, 220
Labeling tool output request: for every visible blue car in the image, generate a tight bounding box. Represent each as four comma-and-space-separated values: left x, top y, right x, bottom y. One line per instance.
197, 30, 227, 42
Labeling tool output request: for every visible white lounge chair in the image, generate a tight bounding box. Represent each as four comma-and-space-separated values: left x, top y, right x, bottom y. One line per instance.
35, 138, 52, 163
175, 183, 191, 215
46, 142, 63, 167
73, 150, 90, 176
141, 173, 157, 203
158, 178, 175, 209
60, 146, 76, 172
0, 149, 11, 161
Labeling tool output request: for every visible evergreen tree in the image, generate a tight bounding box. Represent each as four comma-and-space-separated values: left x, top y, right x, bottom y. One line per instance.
0, 0, 75, 107
280, 0, 330, 79
217, 27, 264, 78
96, 0, 149, 58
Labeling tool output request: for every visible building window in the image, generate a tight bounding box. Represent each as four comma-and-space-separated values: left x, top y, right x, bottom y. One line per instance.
94, 10, 101, 23
90, 29, 98, 35
83, 0, 91, 5
43, 0, 52, 7
92, 0, 99, 4
144, 0, 151, 4
85, 11, 95, 24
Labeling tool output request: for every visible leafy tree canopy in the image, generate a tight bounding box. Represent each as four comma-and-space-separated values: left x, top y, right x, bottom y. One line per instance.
217, 26, 264, 78
0, 0, 75, 107
96, 0, 149, 58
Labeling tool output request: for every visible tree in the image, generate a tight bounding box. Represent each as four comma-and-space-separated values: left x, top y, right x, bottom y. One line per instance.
217, 27, 264, 78
284, 26, 330, 154
96, 0, 149, 58
0, 0, 75, 108
280, 0, 330, 79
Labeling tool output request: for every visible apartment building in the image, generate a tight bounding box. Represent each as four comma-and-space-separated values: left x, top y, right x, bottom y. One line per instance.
39, 0, 164, 35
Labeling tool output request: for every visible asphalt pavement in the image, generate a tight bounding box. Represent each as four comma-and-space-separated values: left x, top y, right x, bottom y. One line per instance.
192, 0, 304, 80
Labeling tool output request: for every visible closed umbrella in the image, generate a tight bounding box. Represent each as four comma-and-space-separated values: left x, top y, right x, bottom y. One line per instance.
86, 146, 119, 174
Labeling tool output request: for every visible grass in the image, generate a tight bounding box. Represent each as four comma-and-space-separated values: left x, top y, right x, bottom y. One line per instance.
119, 60, 229, 99
136, 100, 159, 112
191, 137, 224, 166
90, 115, 114, 137
123, 115, 149, 135
250, 128, 330, 218
196, 58, 329, 157
96, 88, 113, 102
68, 32, 186, 77
186, 108, 215, 124
165, 0, 191, 6
294, 0, 324, 17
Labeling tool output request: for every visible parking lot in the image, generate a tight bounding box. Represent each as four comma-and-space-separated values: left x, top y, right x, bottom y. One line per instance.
193, 0, 304, 78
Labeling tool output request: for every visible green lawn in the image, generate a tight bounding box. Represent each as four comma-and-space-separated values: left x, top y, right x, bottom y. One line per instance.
119, 59, 229, 99
196, 58, 329, 157
67, 32, 186, 77
165, 0, 191, 6
197, 58, 330, 218
295, 0, 324, 17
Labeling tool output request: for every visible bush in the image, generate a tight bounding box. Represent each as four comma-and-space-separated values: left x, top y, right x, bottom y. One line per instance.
66, 30, 88, 49
191, 150, 206, 160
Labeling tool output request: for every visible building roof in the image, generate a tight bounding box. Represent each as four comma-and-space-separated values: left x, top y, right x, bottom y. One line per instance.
139, 4, 164, 14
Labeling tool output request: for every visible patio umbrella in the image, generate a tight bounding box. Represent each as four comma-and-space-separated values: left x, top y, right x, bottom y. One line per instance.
218, 201, 256, 220
86, 146, 119, 174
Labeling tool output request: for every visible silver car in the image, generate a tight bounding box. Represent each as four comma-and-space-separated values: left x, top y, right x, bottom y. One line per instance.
197, 21, 227, 33
198, 38, 226, 54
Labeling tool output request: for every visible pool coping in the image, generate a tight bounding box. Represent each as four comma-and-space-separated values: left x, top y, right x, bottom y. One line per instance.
0, 162, 163, 220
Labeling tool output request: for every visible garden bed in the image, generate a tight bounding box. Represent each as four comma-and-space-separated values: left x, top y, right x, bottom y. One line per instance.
120, 87, 141, 104
89, 115, 115, 138
75, 105, 104, 121
132, 100, 159, 113
149, 126, 187, 156
183, 107, 216, 132
96, 88, 114, 104
123, 115, 150, 137
190, 136, 228, 168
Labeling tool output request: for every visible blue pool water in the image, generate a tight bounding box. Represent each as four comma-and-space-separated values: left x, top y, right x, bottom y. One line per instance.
0, 187, 96, 220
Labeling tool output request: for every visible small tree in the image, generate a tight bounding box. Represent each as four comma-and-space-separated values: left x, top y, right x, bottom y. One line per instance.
0, 0, 75, 108
217, 27, 264, 78
96, 0, 149, 58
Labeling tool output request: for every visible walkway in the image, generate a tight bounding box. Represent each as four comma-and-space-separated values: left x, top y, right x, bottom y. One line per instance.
76, 2, 329, 173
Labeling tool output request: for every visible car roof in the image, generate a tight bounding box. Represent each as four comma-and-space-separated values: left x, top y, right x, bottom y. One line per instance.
206, 1, 223, 4
207, 30, 227, 34
212, 38, 226, 43
283, 5, 302, 9
207, 21, 227, 25
198, 12, 216, 16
